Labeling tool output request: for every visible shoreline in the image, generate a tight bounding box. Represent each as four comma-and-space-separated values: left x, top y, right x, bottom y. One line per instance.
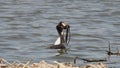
0, 58, 107, 68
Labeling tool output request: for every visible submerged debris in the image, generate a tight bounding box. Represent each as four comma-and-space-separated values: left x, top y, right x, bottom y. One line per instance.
106, 50, 120, 56
73, 56, 106, 63
80, 58, 107, 62
106, 43, 120, 56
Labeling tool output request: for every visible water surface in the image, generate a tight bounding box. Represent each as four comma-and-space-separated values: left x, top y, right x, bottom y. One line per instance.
0, 0, 120, 67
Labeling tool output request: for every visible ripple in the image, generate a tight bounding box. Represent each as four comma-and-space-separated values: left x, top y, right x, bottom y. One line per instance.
2, 47, 18, 51
111, 10, 120, 16
5, 34, 30, 41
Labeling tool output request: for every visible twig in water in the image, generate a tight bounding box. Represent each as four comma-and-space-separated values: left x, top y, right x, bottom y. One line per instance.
73, 56, 79, 64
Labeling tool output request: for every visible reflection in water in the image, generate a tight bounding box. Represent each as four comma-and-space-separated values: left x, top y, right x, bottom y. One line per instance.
0, 0, 120, 67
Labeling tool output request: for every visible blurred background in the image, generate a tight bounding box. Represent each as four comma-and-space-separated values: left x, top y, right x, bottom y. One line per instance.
0, 0, 120, 67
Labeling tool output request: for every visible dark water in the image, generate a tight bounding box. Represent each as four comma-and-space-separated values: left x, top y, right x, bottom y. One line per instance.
0, 0, 120, 67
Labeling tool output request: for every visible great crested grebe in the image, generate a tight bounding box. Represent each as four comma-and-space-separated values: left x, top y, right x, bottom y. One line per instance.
49, 21, 70, 49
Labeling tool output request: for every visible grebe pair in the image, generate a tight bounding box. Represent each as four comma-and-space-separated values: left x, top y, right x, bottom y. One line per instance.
49, 21, 70, 49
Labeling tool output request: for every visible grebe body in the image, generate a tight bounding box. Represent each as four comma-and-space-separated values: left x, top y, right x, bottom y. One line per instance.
49, 21, 70, 49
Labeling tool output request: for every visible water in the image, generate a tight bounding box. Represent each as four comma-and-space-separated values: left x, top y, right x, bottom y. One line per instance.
0, 0, 120, 67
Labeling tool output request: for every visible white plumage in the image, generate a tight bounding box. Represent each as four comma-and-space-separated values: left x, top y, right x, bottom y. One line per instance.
54, 37, 60, 45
